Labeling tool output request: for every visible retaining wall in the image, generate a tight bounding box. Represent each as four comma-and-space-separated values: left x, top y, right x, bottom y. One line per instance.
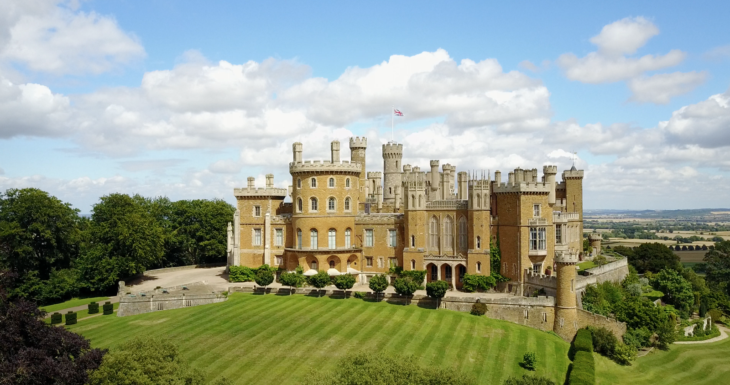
117, 292, 228, 317
576, 309, 627, 339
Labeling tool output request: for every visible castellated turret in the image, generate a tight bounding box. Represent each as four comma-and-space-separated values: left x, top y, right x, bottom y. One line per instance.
292, 142, 303, 163
554, 248, 579, 339
468, 172, 490, 210
402, 171, 427, 210
382, 142, 403, 204
349, 137, 368, 201
543, 165, 558, 205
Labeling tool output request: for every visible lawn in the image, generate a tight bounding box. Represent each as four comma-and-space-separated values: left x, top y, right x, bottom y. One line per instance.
595, 337, 730, 384
578, 261, 595, 271
67, 293, 570, 385
41, 296, 109, 313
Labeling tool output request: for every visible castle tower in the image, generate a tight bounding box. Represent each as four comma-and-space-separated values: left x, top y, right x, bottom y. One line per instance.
563, 167, 585, 252
382, 142, 403, 204
554, 249, 579, 340
543, 165, 557, 205
293, 142, 303, 163
350, 137, 368, 202
468, 172, 491, 276
331, 140, 341, 163
403, 171, 428, 276
429, 160, 440, 201
589, 233, 602, 256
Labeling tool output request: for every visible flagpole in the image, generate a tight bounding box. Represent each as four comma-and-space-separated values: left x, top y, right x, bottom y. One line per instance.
391, 106, 394, 142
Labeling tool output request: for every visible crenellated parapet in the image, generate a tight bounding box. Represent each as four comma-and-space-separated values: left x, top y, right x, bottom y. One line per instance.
524, 269, 558, 288
562, 169, 584, 180
367, 171, 383, 179
553, 212, 580, 223
355, 213, 403, 224
289, 160, 362, 174
493, 181, 551, 194
234, 187, 288, 198
382, 143, 403, 159
349, 136, 367, 149
555, 248, 580, 265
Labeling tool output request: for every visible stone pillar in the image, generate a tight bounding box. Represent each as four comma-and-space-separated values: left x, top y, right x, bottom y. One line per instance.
457, 171, 468, 200
331, 140, 340, 163
543, 165, 557, 205
293, 142, 303, 163
430, 160, 440, 200
450, 265, 456, 291
437, 264, 442, 281
266, 174, 274, 188
554, 250, 579, 341
247, 177, 255, 189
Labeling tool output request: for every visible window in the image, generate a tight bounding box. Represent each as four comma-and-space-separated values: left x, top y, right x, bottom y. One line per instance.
378, 257, 384, 268
458, 265, 466, 282
365, 229, 374, 247
275, 229, 283, 246
529, 227, 547, 250
310, 229, 318, 249
366, 257, 373, 267
329, 178, 335, 187
533, 263, 542, 275
297, 178, 301, 188
311, 260, 317, 270
476, 194, 481, 208
431, 265, 438, 281
556, 225, 562, 244
297, 198, 303, 212
344, 197, 351, 211
345, 229, 351, 248
411, 235, 415, 247
429, 217, 439, 249
276, 256, 282, 265
411, 194, 415, 208
328, 229, 336, 249
389, 258, 397, 267
297, 229, 302, 248
388, 229, 397, 247
253, 229, 261, 246
311, 178, 317, 188
389, 187, 392, 195
533, 204, 541, 217
458, 216, 467, 249
411, 260, 416, 269
477, 262, 482, 273
328, 197, 336, 211
310, 197, 318, 211
329, 260, 335, 269
254, 205, 261, 217
445, 265, 452, 280
443, 216, 453, 248
476, 236, 481, 249
345, 178, 350, 188
571, 279, 574, 292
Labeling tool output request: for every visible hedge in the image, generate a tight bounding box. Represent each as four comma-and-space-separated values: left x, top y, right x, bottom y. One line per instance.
87, 301, 99, 314
65, 311, 77, 326
103, 301, 114, 315
50, 312, 62, 325
462, 274, 497, 292
568, 351, 595, 385
574, 329, 594, 353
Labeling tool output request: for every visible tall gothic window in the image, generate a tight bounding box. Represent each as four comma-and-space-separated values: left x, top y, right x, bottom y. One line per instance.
328, 197, 336, 211
429, 216, 439, 249
297, 229, 302, 249
529, 227, 546, 250
311, 229, 318, 249
328, 229, 336, 249
311, 178, 317, 188
458, 216, 467, 249
345, 178, 350, 187
344, 197, 351, 211
443, 216, 453, 249
345, 228, 351, 248
329, 178, 335, 187
310, 197, 318, 211
297, 198, 302, 212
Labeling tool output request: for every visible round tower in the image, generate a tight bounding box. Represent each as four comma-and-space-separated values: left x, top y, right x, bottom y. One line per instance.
382, 142, 403, 204
589, 233, 602, 256
349, 137, 368, 202
554, 250, 579, 341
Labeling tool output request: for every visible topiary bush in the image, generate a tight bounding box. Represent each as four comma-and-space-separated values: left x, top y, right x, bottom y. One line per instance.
65, 311, 77, 325
573, 329, 594, 354
568, 351, 595, 385
521, 352, 537, 371
50, 312, 62, 325
87, 301, 99, 314
353, 291, 365, 299
470, 302, 488, 316
103, 301, 113, 315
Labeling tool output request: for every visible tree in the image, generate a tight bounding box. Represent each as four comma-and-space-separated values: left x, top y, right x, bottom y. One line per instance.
167, 199, 236, 266
254, 264, 275, 293
651, 269, 694, 314
704, 240, 730, 295
426, 280, 449, 309
334, 274, 356, 298
0, 270, 105, 384
369, 274, 388, 302
520, 352, 536, 371
280, 271, 303, 295
626, 243, 681, 273
393, 277, 419, 305
77, 194, 165, 291
308, 271, 331, 297
88, 337, 205, 385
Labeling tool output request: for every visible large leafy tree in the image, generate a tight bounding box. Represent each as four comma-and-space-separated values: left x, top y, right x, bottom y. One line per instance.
625, 243, 681, 273
0, 270, 105, 384
704, 241, 730, 295
77, 194, 165, 291
168, 199, 235, 265
650, 269, 694, 314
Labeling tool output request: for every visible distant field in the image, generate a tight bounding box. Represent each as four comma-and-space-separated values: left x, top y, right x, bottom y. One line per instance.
67, 293, 571, 384
41, 297, 109, 313
596, 338, 730, 384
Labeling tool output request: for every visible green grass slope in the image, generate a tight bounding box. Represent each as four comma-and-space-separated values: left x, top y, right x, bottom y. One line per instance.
68, 293, 569, 384
596, 338, 730, 384
41, 296, 109, 313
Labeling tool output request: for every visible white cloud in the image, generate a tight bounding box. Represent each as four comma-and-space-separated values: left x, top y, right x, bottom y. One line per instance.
0, 77, 72, 138
557, 50, 685, 84
704, 45, 730, 62
0, 0, 144, 75
660, 88, 730, 148
628, 71, 707, 104
590, 17, 659, 57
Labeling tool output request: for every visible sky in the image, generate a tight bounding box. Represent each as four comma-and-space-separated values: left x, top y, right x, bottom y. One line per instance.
1, 0, 729, 212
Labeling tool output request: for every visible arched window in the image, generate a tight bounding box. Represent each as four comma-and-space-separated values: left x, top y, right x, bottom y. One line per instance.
345, 178, 350, 188
344, 197, 351, 211
345, 228, 351, 248
476, 236, 481, 249
310, 229, 318, 249
310, 197, 318, 211
443, 216, 454, 249
411, 259, 416, 270
411, 195, 415, 208
311, 259, 317, 270
297, 198, 303, 212
419, 195, 423, 207
476, 194, 481, 208
458, 216, 467, 249
328, 229, 336, 249
297, 178, 301, 188
396, 160, 400, 169
477, 262, 482, 272
311, 178, 317, 188
458, 265, 466, 282
297, 229, 302, 249
411, 235, 415, 247
329, 178, 335, 187
329, 260, 335, 269
389, 187, 392, 194
328, 197, 336, 211
429, 217, 439, 249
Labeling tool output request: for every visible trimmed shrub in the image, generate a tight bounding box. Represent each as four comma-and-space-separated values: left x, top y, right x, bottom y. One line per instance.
353, 291, 365, 299
521, 352, 537, 371
103, 301, 113, 315
228, 266, 256, 282
587, 327, 616, 357
334, 274, 356, 293
623, 327, 651, 349
462, 274, 497, 292
504, 375, 556, 385
573, 329, 594, 353
470, 302, 488, 316
50, 312, 63, 325
611, 343, 637, 365
368, 274, 389, 301
568, 351, 595, 385
426, 280, 449, 308
87, 301, 99, 314
65, 311, 77, 325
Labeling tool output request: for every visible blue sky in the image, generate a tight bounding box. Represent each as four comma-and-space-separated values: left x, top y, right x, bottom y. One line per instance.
1, 0, 729, 212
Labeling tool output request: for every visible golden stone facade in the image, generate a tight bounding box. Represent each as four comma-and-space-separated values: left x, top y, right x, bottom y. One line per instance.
227, 137, 584, 294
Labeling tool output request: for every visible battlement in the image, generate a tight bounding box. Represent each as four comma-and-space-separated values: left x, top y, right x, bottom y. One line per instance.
492, 181, 551, 194
426, 200, 468, 210
468, 179, 490, 189
234, 187, 288, 198
367, 171, 383, 178
562, 169, 584, 180
403, 164, 412, 172
349, 136, 367, 149
524, 269, 558, 288
553, 212, 580, 223
430, 160, 440, 167
289, 160, 362, 174
589, 233, 602, 241
382, 142, 403, 154
555, 249, 580, 264
543, 165, 558, 174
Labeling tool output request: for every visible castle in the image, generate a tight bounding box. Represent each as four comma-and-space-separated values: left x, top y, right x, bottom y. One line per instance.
227, 137, 591, 339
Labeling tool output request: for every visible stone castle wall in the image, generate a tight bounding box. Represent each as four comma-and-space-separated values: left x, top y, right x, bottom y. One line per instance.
117, 292, 228, 317
576, 309, 627, 339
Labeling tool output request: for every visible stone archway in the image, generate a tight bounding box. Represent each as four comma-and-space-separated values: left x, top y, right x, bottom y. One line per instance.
326, 255, 342, 272
456, 264, 467, 290
426, 263, 438, 283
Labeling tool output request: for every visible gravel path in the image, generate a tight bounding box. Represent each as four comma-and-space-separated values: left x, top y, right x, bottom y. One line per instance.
675, 325, 729, 345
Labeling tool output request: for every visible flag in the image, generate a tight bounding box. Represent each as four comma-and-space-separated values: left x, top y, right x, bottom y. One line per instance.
394, 109, 403, 116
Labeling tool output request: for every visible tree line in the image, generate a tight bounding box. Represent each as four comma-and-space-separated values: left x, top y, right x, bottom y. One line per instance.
0, 188, 235, 305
